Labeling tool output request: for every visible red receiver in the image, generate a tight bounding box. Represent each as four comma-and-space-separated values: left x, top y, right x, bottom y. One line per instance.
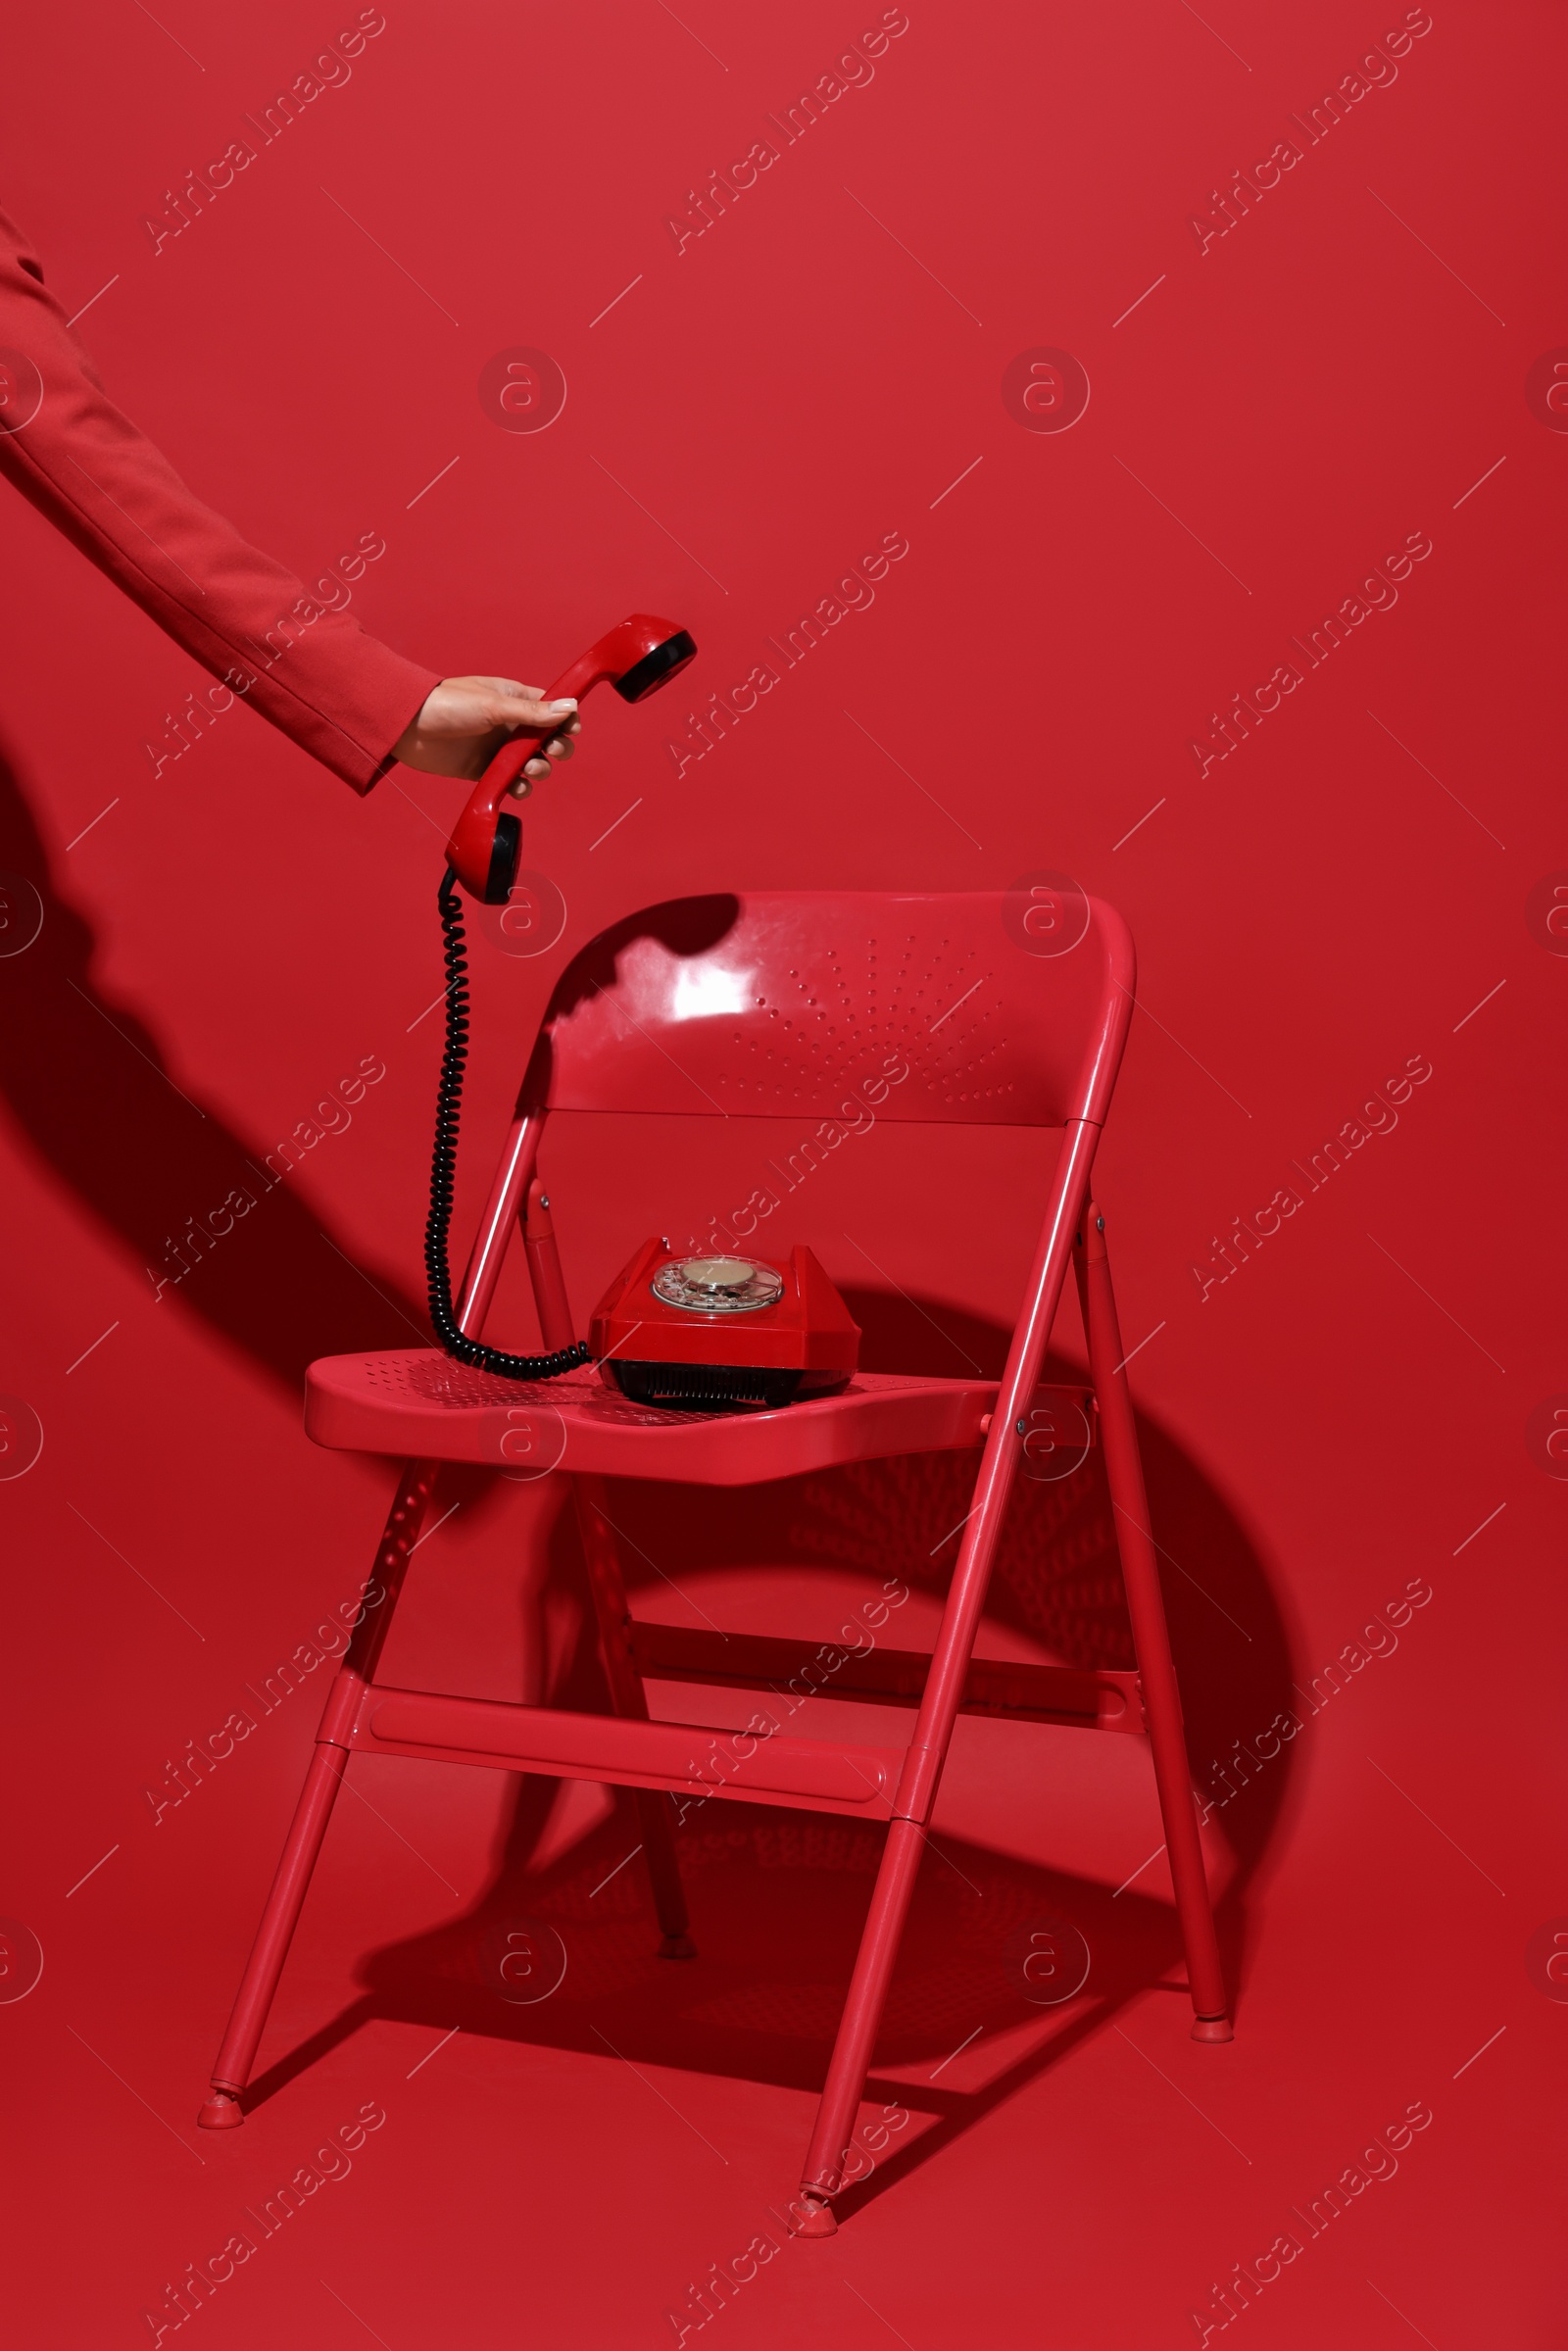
445, 614, 697, 902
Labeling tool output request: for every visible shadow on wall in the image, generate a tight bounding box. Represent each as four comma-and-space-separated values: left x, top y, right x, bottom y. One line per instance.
0, 741, 429, 1382
836, 1284, 1294, 1894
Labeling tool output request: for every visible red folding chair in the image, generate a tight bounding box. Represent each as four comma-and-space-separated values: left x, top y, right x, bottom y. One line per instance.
197, 888, 1230, 2231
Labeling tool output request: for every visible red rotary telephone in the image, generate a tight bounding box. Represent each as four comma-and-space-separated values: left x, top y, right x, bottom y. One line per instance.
445, 614, 697, 902
591, 1241, 861, 1410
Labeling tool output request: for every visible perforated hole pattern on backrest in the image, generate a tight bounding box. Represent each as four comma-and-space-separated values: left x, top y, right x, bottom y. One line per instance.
529, 892, 1134, 1129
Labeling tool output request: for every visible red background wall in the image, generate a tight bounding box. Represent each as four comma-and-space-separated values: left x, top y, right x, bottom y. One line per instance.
0, 1, 1560, 2342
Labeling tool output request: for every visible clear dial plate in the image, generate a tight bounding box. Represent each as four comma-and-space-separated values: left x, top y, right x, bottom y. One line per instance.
651, 1254, 785, 1314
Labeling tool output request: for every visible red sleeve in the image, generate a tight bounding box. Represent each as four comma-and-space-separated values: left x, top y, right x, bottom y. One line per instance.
0, 203, 440, 793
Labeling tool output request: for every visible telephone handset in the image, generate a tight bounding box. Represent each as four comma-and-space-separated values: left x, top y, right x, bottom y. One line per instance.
426, 615, 697, 1385
445, 613, 696, 904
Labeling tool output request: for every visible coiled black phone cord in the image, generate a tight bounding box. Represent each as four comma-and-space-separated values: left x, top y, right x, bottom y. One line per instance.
425, 867, 590, 1381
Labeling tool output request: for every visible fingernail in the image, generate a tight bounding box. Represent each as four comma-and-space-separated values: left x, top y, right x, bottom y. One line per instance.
546, 698, 577, 711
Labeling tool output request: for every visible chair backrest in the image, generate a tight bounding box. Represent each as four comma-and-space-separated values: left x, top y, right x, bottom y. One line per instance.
518, 890, 1136, 1131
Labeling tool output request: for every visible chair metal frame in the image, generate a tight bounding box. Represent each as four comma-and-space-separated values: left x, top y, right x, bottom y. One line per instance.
197, 889, 1230, 2232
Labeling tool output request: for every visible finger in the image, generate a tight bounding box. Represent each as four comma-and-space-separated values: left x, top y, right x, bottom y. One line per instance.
506, 732, 577, 799
504, 757, 549, 803
500, 693, 579, 731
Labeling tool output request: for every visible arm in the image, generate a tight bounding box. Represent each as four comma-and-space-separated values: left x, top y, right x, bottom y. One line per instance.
0, 203, 578, 795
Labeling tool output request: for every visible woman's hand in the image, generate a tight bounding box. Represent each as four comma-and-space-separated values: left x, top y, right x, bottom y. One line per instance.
392, 676, 581, 792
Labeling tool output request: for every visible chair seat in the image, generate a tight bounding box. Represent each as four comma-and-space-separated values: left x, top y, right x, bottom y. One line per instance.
304, 1350, 1094, 1487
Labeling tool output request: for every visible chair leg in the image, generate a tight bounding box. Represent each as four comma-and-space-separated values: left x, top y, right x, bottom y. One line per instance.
791, 1117, 1101, 2231
571, 1474, 693, 1956
1075, 1206, 1230, 2038
793, 1817, 926, 2231
198, 1745, 350, 2129
521, 1180, 692, 1955
197, 1459, 437, 2127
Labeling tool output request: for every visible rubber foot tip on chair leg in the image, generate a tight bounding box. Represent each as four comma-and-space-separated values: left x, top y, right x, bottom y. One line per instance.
658, 1932, 696, 1961
790, 2195, 838, 2239
198, 2090, 245, 2130
1191, 2015, 1233, 2043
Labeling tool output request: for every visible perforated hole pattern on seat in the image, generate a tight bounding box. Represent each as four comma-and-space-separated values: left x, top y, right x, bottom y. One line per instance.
347, 1354, 724, 1427
358, 1355, 576, 1409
